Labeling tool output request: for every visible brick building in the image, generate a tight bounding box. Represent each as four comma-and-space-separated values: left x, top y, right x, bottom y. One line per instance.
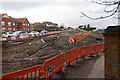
42, 21, 58, 27
12, 18, 30, 31
0, 13, 30, 32
0, 14, 17, 32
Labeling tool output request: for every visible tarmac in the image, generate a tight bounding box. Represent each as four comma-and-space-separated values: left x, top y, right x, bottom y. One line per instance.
53, 53, 104, 79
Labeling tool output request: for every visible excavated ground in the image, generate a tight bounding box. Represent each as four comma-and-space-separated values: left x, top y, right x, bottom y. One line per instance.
2, 30, 104, 74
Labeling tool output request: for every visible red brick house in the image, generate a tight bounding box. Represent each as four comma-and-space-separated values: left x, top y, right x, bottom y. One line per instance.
12, 18, 30, 31
0, 13, 17, 32
0, 13, 31, 32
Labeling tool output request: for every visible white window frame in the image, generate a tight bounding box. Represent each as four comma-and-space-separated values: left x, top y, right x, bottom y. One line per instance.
8, 28, 12, 31
8, 22, 11, 26
13, 28, 15, 31
23, 23, 25, 25
1, 21, 5, 26
13, 23, 15, 26
2, 28, 5, 32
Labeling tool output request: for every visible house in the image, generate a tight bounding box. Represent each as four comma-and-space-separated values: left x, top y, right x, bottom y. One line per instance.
0, 13, 17, 32
0, 13, 31, 32
12, 18, 30, 31
42, 21, 58, 27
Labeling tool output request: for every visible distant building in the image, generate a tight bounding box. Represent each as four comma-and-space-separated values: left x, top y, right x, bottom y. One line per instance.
0, 13, 30, 32
12, 18, 30, 31
42, 21, 58, 27
33, 22, 46, 30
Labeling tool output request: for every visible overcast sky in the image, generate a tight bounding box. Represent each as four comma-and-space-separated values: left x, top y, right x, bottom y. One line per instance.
0, 0, 118, 28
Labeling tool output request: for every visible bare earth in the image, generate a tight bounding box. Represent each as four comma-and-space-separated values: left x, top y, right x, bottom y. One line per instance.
2, 30, 104, 75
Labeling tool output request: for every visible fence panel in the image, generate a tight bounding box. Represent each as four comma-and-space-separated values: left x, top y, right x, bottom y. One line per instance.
1, 65, 43, 80
79, 45, 94, 57
94, 43, 104, 54
64, 48, 79, 65
43, 53, 64, 79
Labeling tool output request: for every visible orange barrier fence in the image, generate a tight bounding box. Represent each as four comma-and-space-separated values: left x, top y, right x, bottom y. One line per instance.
43, 53, 64, 79
1, 43, 104, 80
94, 43, 104, 54
69, 33, 91, 44
79, 45, 94, 57
1, 65, 43, 80
64, 48, 79, 65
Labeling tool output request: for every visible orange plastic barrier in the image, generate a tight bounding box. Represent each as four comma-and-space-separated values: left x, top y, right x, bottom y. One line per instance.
1, 65, 43, 80
69, 36, 76, 44
64, 48, 79, 65
94, 43, 104, 54
43, 53, 64, 79
1, 43, 104, 80
79, 45, 94, 57
69, 33, 91, 44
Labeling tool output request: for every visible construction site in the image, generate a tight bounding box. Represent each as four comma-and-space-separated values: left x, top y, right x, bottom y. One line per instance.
2, 29, 104, 77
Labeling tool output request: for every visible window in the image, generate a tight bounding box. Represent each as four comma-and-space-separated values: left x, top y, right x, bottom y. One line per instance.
8, 28, 11, 31
28, 24, 29, 26
2, 28, 5, 32
1, 21, 5, 26
23, 23, 25, 25
8, 22, 11, 26
13, 23, 15, 26
28, 28, 29, 31
13, 28, 15, 31
24, 28, 25, 30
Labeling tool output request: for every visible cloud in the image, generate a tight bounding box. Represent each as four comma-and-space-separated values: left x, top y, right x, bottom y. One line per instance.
0, 0, 117, 28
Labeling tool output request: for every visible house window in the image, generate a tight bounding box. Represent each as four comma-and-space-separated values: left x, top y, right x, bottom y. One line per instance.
28, 24, 29, 26
2, 28, 5, 32
8, 28, 11, 32
28, 28, 29, 31
13, 28, 15, 31
8, 22, 11, 26
23, 23, 25, 25
1, 21, 5, 26
13, 23, 15, 26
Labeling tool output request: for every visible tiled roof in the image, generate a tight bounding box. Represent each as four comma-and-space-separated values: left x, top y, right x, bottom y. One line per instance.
12, 18, 26, 23
0, 14, 6, 20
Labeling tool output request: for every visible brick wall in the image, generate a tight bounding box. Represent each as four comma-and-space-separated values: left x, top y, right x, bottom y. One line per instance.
104, 26, 120, 79
2, 18, 16, 32
17, 19, 30, 31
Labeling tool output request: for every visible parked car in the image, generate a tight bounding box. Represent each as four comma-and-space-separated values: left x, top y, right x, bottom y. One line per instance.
2, 32, 14, 37
40, 30, 48, 33
29, 31, 39, 35
13, 31, 28, 36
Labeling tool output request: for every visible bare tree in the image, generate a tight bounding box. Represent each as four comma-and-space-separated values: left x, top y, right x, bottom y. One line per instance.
80, 0, 120, 20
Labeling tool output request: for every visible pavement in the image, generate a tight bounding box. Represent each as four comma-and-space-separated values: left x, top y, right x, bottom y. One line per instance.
53, 53, 104, 79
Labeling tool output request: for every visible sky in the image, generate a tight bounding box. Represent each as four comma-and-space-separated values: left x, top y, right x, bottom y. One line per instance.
0, 0, 118, 28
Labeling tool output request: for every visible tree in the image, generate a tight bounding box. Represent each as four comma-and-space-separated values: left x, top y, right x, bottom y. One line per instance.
78, 25, 83, 29
60, 26, 64, 29
68, 27, 74, 29
80, 0, 120, 20
87, 24, 90, 29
